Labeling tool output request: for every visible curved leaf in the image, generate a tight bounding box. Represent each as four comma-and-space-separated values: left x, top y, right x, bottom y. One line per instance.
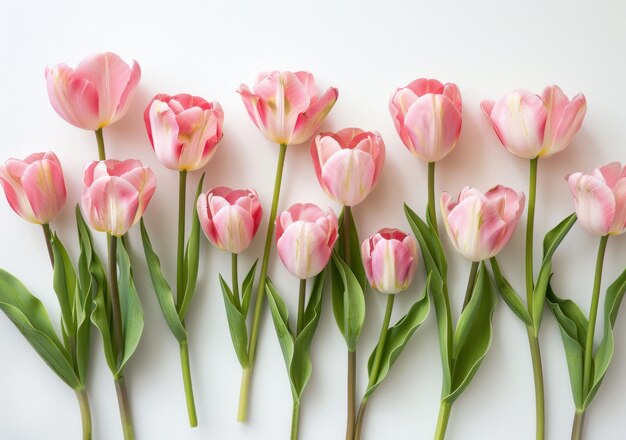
336, 207, 367, 290
51, 234, 78, 339
490, 257, 531, 325
331, 253, 365, 351
365, 277, 430, 398
542, 213, 577, 262
532, 262, 552, 334
241, 260, 258, 317
404, 204, 446, 278
140, 220, 187, 344
220, 275, 249, 368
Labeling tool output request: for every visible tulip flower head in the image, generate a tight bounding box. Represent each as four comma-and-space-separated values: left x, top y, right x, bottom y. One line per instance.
276, 203, 338, 279
45, 52, 141, 131
389, 78, 462, 162
144, 94, 224, 171
567, 162, 626, 236
197, 187, 263, 254
0, 152, 67, 224
310, 128, 386, 206
361, 228, 418, 294
441, 185, 525, 262
481, 85, 586, 159
81, 160, 156, 237
238, 71, 338, 145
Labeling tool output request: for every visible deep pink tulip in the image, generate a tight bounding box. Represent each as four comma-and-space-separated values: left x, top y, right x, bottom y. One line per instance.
238, 71, 338, 145
144, 94, 224, 171
81, 160, 156, 237
276, 203, 338, 279
197, 187, 263, 254
45, 52, 141, 130
389, 78, 462, 162
0, 152, 66, 224
441, 185, 525, 261
361, 228, 418, 294
481, 85, 586, 159
567, 162, 626, 236
310, 128, 385, 206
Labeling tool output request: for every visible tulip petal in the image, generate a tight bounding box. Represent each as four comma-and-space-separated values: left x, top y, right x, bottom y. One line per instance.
291, 87, 339, 145
568, 173, 615, 236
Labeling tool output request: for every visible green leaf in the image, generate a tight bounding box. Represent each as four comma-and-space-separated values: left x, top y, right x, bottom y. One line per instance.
364, 277, 431, 398
542, 213, 577, 262
116, 237, 144, 375
445, 262, 497, 403
585, 266, 626, 409
0, 269, 81, 389
290, 271, 325, 400
404, 203, 447, 278
490, 257, 531, 325
532, 261, 552, 334
50, 234, 78, 339
425, 268, 450, 394
74, 287, 92, 385
545, 284, 587, 409
179, 173, 205, 320
336, 207, 367, 290
241, 260, 258, 317
219, 275, 249, 368
331, 253, 365, 351
140, 220, 187, 344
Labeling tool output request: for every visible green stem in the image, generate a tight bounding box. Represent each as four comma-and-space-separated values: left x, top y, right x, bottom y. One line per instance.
582, 235, 609, 394
232, 253, 240, 309
354, 295, 395, 439
41, 223, 54, 267
108, 235, 124, 364
346, 349, 356, 440
571, 409, 585, 440
237, 368, 251, 422
427, 162, 438, 235
114, 376, 135, 440
343, 206, 352, 264
297, 279, 307, 334
433, 400, 452, 440
238, 143, 288, 421
180, 341, 198, 427
95, 128, 106, 160
526, 158, 538, 304
290, 400, 301, 440
75, 388, 92, 440
176, 170, 188, 309
462, 261, 480, 310
527, 327, 545, 440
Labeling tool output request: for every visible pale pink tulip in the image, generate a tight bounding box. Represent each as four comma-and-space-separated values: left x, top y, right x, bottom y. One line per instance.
276, 203, 338, 279
144, 94, 224, 171
567, 162, 626, 236
45, 52, 141, 130
0, 152, 66, 224
441, 185, 525, 261
81, 160, 156, 237
361, 228, 418, 294
310, 128, 386, 206
389, 78, 462, 162
481, 85, 586, 159
238, 71, 338, 145
197, 187, 263, 254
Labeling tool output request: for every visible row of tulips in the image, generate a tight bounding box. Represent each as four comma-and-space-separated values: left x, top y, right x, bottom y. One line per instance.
0, 51, 624, 440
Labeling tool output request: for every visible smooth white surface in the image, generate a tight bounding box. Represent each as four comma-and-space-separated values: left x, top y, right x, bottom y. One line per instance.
1, 1, 625, 439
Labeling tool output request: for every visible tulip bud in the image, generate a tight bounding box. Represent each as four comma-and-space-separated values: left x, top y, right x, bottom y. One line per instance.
45, 52, 141, 130
310, 128, 385, 206
441, 185, 525, 261
389, 78, 462, 162
276, 203, 338, 279
197, 187, 263, 254
238, 71, 338, 145
0, 152, 67, 224
81, 160, 156, 237
567, 162, 626, 236
361, 228, 418, 294
144, 93, 224, 171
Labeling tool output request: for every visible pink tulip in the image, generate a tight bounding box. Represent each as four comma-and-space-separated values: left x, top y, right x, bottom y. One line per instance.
389, 78, 462, 162
276, 203, 338, 279
238, 71, 338, 145
144, 93, 224, 171
441, 185, 525, 261
0, 152, 67, 224
81, 160, 156, 237
567, 162, 626, 236
45, 52, 141, 130
310, 128, 386, 206
197, 187, 263, 254
361, 228, 418, 294
481, 85, 586, 159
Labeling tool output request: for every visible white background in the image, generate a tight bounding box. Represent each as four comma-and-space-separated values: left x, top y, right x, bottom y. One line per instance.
0, 0, 625, 439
